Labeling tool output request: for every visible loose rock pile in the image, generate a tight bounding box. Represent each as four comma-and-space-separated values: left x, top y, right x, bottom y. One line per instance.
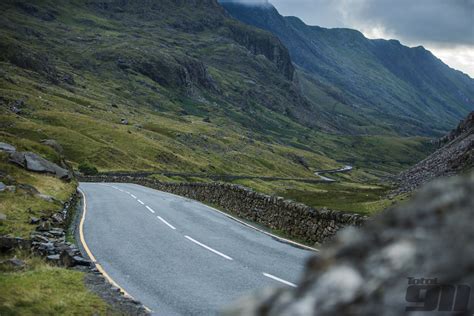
0, 194, 90, 268
395, 111, 473, 194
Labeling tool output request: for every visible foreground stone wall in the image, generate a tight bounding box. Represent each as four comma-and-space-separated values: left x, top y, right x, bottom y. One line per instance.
225, 173, 474, 316
80, 175, 367, 244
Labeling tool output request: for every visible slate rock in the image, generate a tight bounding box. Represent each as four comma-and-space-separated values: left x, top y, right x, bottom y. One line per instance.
37, 194, 55, 203
0, 258, 26, 271
6, 258, 26, 268
36, 220, 52, 231
9, 151, 72, 180
18, 183, 40, 195
29, 217, 41, 225
0, 142, 16, 153
9, 151, 26, 167
46, 254, 60, 261
0, 213, 6, 221
6, 185, 16, 192
0, 182, 5, 192
31, 233, 49, 242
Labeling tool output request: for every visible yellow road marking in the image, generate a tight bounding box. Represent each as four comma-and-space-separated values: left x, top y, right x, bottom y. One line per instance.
78, 187, 153, 313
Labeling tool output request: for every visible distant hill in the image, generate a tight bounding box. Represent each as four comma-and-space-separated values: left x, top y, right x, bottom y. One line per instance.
221, 1, 474, 136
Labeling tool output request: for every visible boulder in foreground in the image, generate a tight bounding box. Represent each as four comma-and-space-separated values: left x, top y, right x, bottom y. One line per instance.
225, 172, 474, 316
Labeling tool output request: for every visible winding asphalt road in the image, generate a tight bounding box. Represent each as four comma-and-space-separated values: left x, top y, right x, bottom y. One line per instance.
314, 165, 353, 182
79, 183, 314, 315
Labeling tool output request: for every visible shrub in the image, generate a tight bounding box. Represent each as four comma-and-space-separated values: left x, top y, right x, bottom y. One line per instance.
78, 162, 98, 175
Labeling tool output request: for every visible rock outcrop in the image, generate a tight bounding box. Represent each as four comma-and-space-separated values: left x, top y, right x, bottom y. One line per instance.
0, 142, 16, 153
9, 151, 72, 180
226, 21, 294, 81
225, 172, 474, 316
395, 111, 473, 193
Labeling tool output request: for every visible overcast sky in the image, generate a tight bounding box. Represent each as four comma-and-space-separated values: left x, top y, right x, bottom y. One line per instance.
228, 0, 474, 77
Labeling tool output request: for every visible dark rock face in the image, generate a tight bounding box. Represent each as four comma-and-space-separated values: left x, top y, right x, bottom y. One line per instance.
9, 151, 72, 180
395, 111, 473, 193
129, 54, 218, 92
80, 175, 366, 245
225, 172, 474, 316
221, 1, 474, 136
226, 21, 294, 81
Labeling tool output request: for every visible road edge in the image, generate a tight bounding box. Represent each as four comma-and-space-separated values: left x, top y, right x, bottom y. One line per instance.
77, 187, 153, 313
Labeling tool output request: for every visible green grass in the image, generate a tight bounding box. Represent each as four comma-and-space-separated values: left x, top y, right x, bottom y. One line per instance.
0, 152, 113, 315
0, 252, 115, 316
230, 178, 395, 215
0, 154, 77, 238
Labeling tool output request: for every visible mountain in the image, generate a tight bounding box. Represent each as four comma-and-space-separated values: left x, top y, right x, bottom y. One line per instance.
0, 0, 433, 178
395, 111, 473, 193
220, 1, 474, 136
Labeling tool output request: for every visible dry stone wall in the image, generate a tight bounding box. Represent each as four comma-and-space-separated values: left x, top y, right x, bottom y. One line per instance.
80, 175, 367, 244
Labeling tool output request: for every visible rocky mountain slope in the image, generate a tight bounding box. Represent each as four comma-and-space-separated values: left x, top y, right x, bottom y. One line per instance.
395, 111, 473, 193
0, 0, 433, 179
221, 1, 474, 136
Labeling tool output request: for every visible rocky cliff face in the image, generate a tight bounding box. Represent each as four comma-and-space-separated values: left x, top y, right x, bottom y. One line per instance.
225, 172, 474, 315
395, 111, 473, 193
225, 21, 294, 80
221, 1, 474, 136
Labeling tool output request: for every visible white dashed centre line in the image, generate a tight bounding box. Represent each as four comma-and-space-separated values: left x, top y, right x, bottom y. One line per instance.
185, 236, 233, 261
130, 194, 137, 199
263, 273, 297, 287
157, 216, 176, 230
146, 206, 155, 214
137, 199, 145, 205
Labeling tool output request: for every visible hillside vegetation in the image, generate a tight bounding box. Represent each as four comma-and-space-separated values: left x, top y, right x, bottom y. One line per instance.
0, 0, 433, 181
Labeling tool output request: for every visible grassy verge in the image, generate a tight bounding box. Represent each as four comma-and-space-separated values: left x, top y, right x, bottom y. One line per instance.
0, 251, 115, 315
0, 154, 116, 315
0, 155, 77, 238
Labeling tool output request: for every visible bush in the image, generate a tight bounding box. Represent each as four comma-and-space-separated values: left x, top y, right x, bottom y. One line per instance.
78, 162, 98, 175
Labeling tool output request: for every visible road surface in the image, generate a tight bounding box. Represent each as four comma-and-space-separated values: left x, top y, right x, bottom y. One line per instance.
79, 182, 314, 315
314, 165, 353, 182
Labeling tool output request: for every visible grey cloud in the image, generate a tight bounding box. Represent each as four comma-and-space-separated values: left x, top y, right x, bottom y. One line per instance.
270, 0, 474, 46
342, 0, 474, 46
